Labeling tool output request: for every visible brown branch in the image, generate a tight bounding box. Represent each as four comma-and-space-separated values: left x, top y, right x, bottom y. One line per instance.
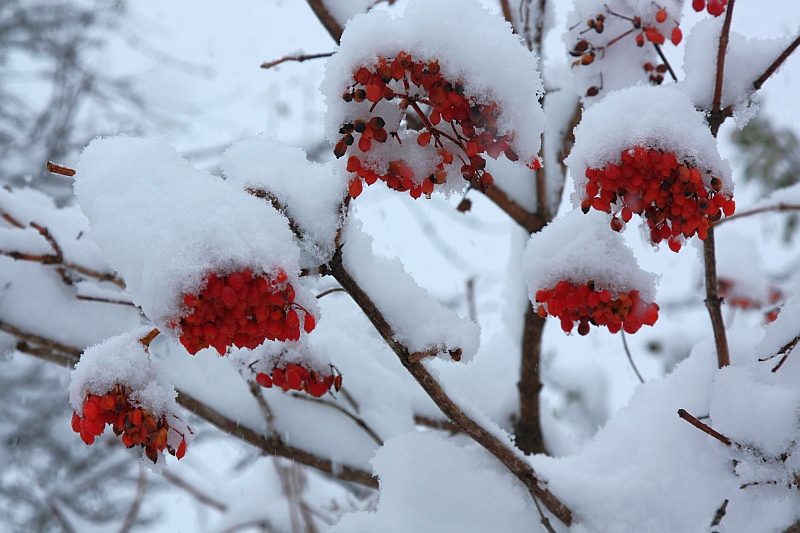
621, 330, 645, 384
161, 470, 228, 512
261, 51, 334, 70
783, 518, 800, 533
316, 287, 346, 299
499, 0, 514, 27
653, 43, 677, 82
4, 320, 378, 489
710, 499, 729, 528
328, 250, 572, 525
306, 0, 343, 43
753, 34, 800, 92
677, 409, 731, 446
176, 390, 377, 488
711, 0, 736, 119
46, 161, 76, 177
414, 414, 461, 434
75, 294, 137, 307
515, 305, 547, 455
0, 245, 125, 289
704, 227, 731, 368
478, 179, 547, 233
759, 333, 800, 373
714, 203, 800, 227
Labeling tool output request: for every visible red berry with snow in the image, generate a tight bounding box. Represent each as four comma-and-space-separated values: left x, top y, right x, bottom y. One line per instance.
255, 363, 342, 398
174, 269, 316, 355
336, 52, 529, 199
583, 146, 734, 251
535, 280, 659, 335
71, 384, 188, 463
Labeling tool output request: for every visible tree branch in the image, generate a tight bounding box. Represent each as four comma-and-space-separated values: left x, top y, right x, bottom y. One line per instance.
328, 250, 572, 525
118, 465, 147, 533
261, 51, 334, 70
677, 409, 731, 446
703, 227, 731, 368
306, 0, 343, 44
711, 0, 736, 120
714, 203, 800, 227
515, 305, 547, 455
161, 470, 228, 512
4, 320, 378, 489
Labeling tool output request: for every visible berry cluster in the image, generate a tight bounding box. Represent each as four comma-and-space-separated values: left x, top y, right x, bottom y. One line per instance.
335, 52, 535, 199
535, 280, 659, 335
71, 384, 187, 463
256, 363, 342, 398
692, 0, 727, 17
581, 146, 735, 252
175, 269, 316, 355
718, 278, 783, 311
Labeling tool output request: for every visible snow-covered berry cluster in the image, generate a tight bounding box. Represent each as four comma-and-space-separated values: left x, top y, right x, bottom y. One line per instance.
174, 269, 316, 355
334, 52, 537, 199
255, 362, 342, 398
535, 280, 659, 335
581, 146, 735, 252
71, 384, 187, 463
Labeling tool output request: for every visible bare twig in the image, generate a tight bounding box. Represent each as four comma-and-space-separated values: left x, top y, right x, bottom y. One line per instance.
75, 294, 137, 307
414, 414, 461, 434
247, 379, 276, 430
289, 392, 383, 446
621, 331, 645, 384
118, 465, 147, 533
677, 409, 731, 446
261, 51, 334, 69
711, 0, 736, 119
316, 287, 346, 299
752, 34, 800, 93
758, 333, 800, 373
710, 499, 729, 528
653, 43, 677, 82
46, 161, 76, 177
161, 470, 228, 512
714, 203, 800, 227
306, 0, 344, 43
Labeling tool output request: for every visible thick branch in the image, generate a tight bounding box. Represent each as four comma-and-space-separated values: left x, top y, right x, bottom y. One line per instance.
515, 305, 547, 455
703, 227, 730, 368
306, 0, 343, 43
478, 181, 547, 233
328, 250, 572, 525
5, 321, 378, 489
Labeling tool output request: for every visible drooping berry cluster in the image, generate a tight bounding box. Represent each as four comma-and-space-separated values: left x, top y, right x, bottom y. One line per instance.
581, 146, 735, 252
692, 0, 727, 17
71, 384, 187, 463
569, 7, 682, 96
175, 269, 316, 355
256, 363, 342, 398
718, 278, 783, 311
334, 52, 536, 199
535, 280, 659, 335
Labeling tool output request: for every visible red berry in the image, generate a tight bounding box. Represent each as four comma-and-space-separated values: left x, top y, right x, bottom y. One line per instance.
671, 27, 683, 46
655, 9, 667, 23
256, 372, 273, 388
692, 0, 705, 11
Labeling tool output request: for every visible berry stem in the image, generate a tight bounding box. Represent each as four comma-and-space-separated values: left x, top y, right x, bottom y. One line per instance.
139, 328, 160, 350
652, 43, 677, 82
621, 331, 645, 383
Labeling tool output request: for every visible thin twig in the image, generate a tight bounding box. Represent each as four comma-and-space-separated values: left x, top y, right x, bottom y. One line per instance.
261, 51, 334, 69
289, 392, 383, 446
677, 409, 732, 446
711, 0, 736, 118
653, 43, 677, 82
316, 287, 346, 299
758, 333, 800, 373
414, 414, 461, 434
76, 294, 137, 307
621, 331, 644, 383
118, 465, 147, 533
247, 379, 276, 430
710, 499, 729, 528
46, 161, 76, 177
161, 470, 228, 512
714, 203, 800, 227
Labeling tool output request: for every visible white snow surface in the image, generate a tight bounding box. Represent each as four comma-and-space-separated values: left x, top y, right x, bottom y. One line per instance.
567, 84, 733, 201
329, 432, 541, 533
70, 326, 179, 418
73, 137, 307, 334
322, 0, 545, 193
715, 229, 774, 307
680, 18, 796, 121
222, 138, 346, 264
524, 209, 658, 301
341, 219, 480, 362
